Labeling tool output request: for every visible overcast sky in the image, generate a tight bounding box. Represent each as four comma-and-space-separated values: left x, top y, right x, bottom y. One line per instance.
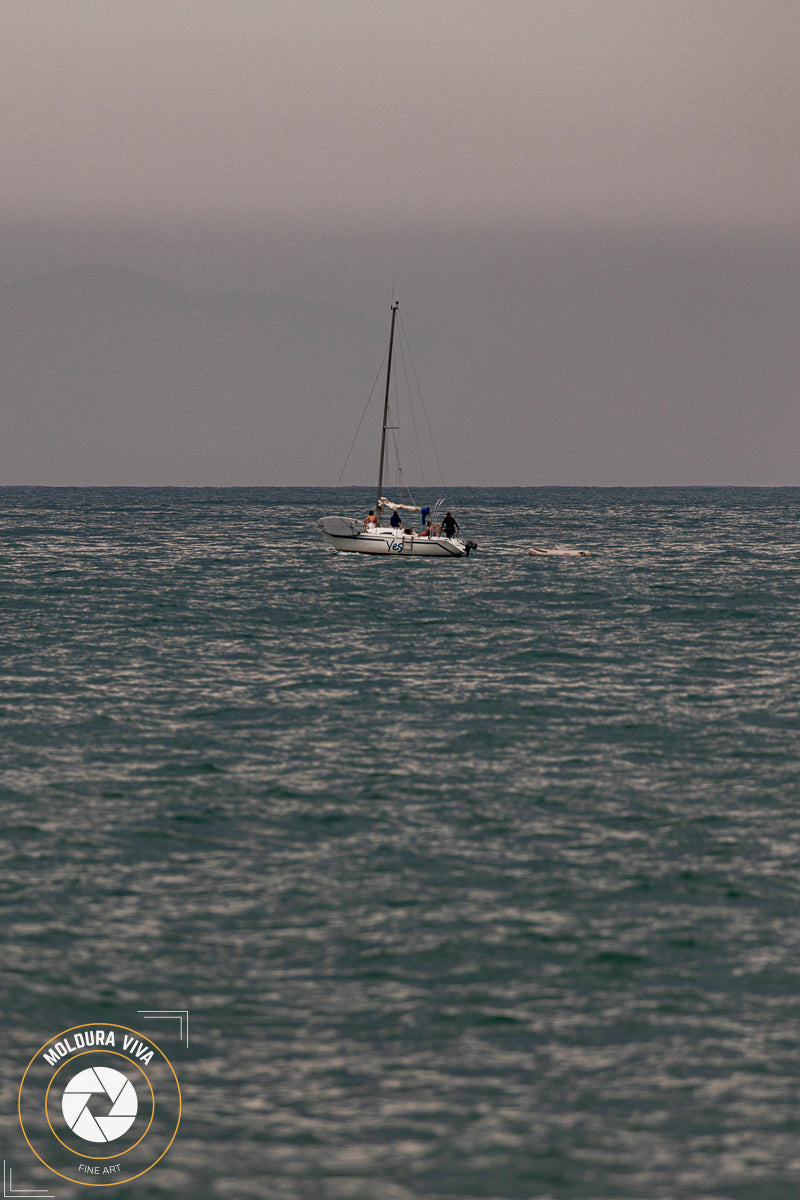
1, 0, 799, 485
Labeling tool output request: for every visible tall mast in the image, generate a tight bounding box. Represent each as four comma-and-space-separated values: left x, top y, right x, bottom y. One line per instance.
376, 301, 398, 522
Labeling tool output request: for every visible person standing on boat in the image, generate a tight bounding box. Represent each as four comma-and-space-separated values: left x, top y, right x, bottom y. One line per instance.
440, 511, 459, 538
364, 510, 377, 529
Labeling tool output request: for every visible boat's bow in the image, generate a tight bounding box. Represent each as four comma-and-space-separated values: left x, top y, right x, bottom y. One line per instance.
319, 516, 364, 539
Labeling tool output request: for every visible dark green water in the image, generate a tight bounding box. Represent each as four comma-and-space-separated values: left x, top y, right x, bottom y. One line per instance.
2, 486, 800, 1199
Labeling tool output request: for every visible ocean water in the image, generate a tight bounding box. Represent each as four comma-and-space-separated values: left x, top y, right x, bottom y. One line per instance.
2, 485, 800, 1200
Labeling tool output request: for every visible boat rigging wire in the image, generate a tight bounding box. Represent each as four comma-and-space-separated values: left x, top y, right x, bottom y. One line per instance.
393, 325, 425, 491
334, 308, 448, 500
334, 351, 388, 487
396, 312, 447, 490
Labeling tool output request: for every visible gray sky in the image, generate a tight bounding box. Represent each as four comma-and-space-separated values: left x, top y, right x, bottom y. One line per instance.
1, 1, 799, 485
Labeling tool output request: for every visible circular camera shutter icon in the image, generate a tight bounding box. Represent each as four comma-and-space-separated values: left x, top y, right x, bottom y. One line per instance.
61, 1066, 138, 1143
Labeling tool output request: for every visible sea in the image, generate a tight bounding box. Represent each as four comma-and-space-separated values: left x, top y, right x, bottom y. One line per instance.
2, 485, 800, 1200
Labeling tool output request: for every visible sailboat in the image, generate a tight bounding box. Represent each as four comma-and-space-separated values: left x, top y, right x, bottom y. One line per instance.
319, 303, 476, 557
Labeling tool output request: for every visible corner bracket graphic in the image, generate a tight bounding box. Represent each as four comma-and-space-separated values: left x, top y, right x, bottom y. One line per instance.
136, 1009, 189, 1047
3, 1159, 55, 1198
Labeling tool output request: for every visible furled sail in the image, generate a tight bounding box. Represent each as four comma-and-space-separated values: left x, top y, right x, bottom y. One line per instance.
378, 497, 420, 513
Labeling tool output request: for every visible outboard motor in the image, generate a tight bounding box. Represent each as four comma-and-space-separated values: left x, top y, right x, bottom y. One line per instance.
464, 540, 477, 555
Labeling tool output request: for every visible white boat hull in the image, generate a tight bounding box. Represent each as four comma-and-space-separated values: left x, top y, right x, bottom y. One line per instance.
319, 516, 472, 557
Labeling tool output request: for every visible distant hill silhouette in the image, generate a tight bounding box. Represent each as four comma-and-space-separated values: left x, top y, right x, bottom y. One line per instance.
0, 265, 377, 484
3, 226, 800, 486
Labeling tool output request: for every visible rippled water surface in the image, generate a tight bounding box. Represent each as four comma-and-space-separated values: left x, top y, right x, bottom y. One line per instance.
2, 486, 800, 1199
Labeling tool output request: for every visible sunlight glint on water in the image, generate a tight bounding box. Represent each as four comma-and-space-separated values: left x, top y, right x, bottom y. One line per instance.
2, 486, 800, 1199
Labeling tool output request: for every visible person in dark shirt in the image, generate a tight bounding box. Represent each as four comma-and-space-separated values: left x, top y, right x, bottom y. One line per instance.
390, 510, 402, 529
440, 511, 459, 538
